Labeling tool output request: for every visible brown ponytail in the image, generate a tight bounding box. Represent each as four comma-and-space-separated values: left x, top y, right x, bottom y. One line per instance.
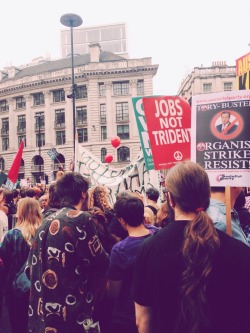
181, 211, 220, 332
165, 161, 220, 332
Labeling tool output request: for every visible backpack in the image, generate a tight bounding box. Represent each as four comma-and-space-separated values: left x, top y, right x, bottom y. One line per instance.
12, 261, 30, 298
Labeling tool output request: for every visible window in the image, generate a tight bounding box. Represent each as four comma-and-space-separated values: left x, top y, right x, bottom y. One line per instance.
99, 83, 106, 97
53, 89, 65, 103
75, 86, 87, 99
116, 102, 129, 122
35, 113, 45, 130
0, 100, 9, 112
55, 109, 65, 126
113, 81, 129, 95
2, 137, 9, 151
76, 106, 87, 125
224, 82, 232, 91
33, 93, 45, 106
56, 131, 66, 145
203, 83, 212, 93
16, 96, 26, 109
17, 115, 26, 133
101, 126, 107, 140
0, 157, 5, 171
117, 146, 130, 162
101, 148, 107, 163
77, 128, 88, 143
1, 118, 9, 135
36, 133, 45, 147
100, 104, 106, 123
18, 136, 26, 147
117, 125, 129, 140
137, 80, 144, 95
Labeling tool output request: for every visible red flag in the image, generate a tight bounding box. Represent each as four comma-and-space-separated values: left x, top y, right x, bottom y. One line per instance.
8, 139, 24, 183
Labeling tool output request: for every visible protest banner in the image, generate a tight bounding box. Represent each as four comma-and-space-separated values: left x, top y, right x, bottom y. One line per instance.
132, 96, 155, 170
191, 90, 250, 187
75, 143, 161, 205
142, 96, 191, 170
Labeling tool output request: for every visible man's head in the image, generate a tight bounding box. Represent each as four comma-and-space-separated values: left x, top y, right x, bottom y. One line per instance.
221, 112, 230, 125
145, 187, 160, 203
55, 172, 90, 208
114, 196, 144, 227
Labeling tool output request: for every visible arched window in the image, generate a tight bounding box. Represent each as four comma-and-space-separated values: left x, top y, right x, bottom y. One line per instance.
101, 148, 107, 163
0, 158, 5, 171
117, 146, 130, 162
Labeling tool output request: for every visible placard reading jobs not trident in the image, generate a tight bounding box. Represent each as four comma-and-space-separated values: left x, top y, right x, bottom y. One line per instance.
142, 96, 191, 170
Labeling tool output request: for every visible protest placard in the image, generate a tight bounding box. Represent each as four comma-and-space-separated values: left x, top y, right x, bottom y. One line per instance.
142, 96, 191, 170
191, 90, 250, 186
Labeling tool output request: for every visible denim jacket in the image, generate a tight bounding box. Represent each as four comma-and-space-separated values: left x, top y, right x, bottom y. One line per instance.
206, 198, 249, 246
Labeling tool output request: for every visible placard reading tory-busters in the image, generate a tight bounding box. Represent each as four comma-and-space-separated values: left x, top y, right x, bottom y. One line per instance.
192, 90, 250, 187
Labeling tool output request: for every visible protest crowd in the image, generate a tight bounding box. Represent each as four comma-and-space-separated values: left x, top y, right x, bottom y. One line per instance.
0, 162, 250, 333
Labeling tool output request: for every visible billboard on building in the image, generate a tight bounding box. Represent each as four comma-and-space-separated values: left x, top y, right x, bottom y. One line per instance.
236, 52, 250, 90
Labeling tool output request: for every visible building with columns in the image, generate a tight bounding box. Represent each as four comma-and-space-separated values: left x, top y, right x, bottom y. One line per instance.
0, 43, 158, 184
177, 61, 236, 103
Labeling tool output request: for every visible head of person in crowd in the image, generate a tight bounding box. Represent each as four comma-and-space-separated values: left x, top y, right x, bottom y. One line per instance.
210, 186, 242, 207
88, 185, 113, 212
25, 188, 35, 198
144, 206, 155, 225
155, 200, 171, 228
55, 172, 89, 210
19, 188, 27, 198
33, 186, 42, 200
48, 183, 61, 209
0, 189, 15, 216
114, 196, 144, 229
165, 160, 220, 332
39, 194, 49, 211
145, 187, 160, 204
0, 189, 13, 205
15, 197, 43, 246
12, 189, 20, 204
234, 189, 246, 211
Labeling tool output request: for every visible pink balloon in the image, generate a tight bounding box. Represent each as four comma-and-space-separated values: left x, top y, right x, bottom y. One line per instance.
105, 154, 113, 163
111, 136, 121, 148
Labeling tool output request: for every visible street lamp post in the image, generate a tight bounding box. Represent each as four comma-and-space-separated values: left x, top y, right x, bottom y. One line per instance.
60, 13, 83, 162
35, 115, 42, 182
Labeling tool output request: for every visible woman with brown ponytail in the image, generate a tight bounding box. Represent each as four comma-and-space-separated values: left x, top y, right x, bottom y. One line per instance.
132, 161, 250, 333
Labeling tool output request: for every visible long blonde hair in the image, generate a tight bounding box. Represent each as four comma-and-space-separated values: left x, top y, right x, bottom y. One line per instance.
15, 197, 43, 246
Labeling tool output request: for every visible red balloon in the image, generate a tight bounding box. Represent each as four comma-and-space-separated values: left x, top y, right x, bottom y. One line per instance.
105, 154, 113, 163
111, 136, 121, 148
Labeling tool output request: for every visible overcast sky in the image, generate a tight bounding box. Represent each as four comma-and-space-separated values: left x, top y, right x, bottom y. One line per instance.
1, 0, 250, 95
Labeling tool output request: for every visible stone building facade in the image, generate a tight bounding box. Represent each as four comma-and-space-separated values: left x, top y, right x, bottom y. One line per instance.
177, 61, 236, 103
0, 44, 158, 184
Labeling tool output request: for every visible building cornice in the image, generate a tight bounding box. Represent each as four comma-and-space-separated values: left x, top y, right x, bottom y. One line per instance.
0, 65, 158, 96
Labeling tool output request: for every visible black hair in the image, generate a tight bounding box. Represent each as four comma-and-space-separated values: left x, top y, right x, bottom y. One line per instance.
114, 196, 144, 227
145, 187, 160, 202
55, 172, 89, 206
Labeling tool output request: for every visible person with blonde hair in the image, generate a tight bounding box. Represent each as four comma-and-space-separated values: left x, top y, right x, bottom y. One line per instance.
0, 197, 43, 333
133, 161, 250, 333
